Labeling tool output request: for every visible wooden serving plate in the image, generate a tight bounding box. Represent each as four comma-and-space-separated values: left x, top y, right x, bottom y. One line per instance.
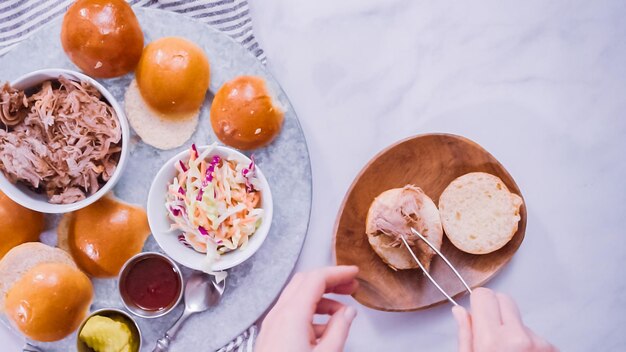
333, 134, 526, 311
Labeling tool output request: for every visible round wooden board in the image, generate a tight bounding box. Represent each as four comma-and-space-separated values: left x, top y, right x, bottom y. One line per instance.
333, 133, 526, 311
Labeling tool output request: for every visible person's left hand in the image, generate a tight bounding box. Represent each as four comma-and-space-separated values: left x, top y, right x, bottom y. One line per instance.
255, 266, 359, 352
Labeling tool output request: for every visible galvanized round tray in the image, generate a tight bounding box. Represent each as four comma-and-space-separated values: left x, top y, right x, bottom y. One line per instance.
0, 8, 311, 351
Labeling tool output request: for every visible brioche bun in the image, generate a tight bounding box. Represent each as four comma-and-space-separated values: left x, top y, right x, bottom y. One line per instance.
439, 172, 523, 255
124, 79, 199, 150
210, 76, 284, 150
61, 0, 143, 78
136, 37, 210, 115
126, 37, 208, 149
0, 242, 76, 313
5, 262, 93, 342
365, 185, 443, 271
58, 194, 150, 277
0, 191, 45, 259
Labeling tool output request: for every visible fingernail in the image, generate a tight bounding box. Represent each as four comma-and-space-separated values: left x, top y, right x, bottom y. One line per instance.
344, 306, 357, 322
451, 306, 464, 323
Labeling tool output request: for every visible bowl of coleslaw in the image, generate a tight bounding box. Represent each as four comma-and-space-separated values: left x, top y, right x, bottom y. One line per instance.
147, 143, 273, 273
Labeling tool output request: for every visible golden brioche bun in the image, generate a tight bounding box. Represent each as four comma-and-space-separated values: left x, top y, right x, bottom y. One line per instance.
136, 36, 210, 115
5, 262, 93, 342
210, 76, 284, 150
0, 242, 76, 313
61, 0, 144, 78
0, 191, 45, 259
58, 194, 150, 277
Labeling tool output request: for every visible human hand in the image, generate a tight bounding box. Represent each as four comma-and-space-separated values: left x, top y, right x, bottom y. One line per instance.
255, 266, 359, 352
452, 287, 558, 352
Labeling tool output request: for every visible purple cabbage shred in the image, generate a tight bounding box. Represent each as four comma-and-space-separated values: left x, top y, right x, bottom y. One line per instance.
179, 160, 188, 172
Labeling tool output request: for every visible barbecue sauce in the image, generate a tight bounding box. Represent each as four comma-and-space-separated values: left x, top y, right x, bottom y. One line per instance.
120, 256, 181, 311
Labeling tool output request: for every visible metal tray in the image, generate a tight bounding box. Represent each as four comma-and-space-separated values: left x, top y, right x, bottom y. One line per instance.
0, 8, 312, 351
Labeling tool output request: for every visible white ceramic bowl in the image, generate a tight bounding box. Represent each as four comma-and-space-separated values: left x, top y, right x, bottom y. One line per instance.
0, 68, 129, 213
147, 145, 273, 272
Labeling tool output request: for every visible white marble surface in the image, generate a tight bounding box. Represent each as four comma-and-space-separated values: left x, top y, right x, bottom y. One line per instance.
249, 0, 626, 351
2, 0, 626, 351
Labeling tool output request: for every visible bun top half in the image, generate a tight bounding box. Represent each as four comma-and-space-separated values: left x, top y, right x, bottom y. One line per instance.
210, 76, 284, 150
5, 262, 93, 342
0, 191, 45, 259
58, 195, 150, 277
0, 242, 93, 342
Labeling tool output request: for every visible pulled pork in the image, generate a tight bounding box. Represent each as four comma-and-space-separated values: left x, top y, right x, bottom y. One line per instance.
0, 83, 28, 126
369, 185, 429, 248
0, 77, 121, 204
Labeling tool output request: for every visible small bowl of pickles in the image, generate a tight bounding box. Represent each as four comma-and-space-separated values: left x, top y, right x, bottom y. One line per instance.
76, 308, 141, 352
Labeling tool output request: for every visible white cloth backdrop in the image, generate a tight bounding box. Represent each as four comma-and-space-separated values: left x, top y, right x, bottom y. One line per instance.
0, 0, 265, 62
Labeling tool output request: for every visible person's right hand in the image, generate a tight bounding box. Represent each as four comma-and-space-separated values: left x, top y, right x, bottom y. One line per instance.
452, 287, 558, 352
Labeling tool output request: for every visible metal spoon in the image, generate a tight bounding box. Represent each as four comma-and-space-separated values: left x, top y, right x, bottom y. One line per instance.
22, 343, 43, 352
153, 271, 226, 352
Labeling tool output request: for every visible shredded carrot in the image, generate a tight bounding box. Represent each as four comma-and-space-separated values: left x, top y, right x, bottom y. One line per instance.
226, 227, 235, 239
198, 216, 210, 230
200, 161, 207, 181
216, 226, 227, 240
250, 193, 260, 207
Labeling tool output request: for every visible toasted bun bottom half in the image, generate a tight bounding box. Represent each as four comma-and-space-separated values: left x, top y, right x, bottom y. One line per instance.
0, 192, 45, 259
0, 242, 76, 313
124, 79, 199, 150
58, 194, 150, 277
5, 262, 93, 342
365, 186, 443, 271
439, 172, 523, 255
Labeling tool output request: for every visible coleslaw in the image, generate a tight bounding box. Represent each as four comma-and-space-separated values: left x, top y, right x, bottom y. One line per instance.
165, 143, 263, 270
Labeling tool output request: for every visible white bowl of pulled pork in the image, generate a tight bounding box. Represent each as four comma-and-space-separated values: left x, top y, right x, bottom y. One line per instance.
0, 69, 129, 213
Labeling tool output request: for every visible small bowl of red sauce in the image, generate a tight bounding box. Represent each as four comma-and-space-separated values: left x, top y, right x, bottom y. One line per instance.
118, 252, 183, 318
